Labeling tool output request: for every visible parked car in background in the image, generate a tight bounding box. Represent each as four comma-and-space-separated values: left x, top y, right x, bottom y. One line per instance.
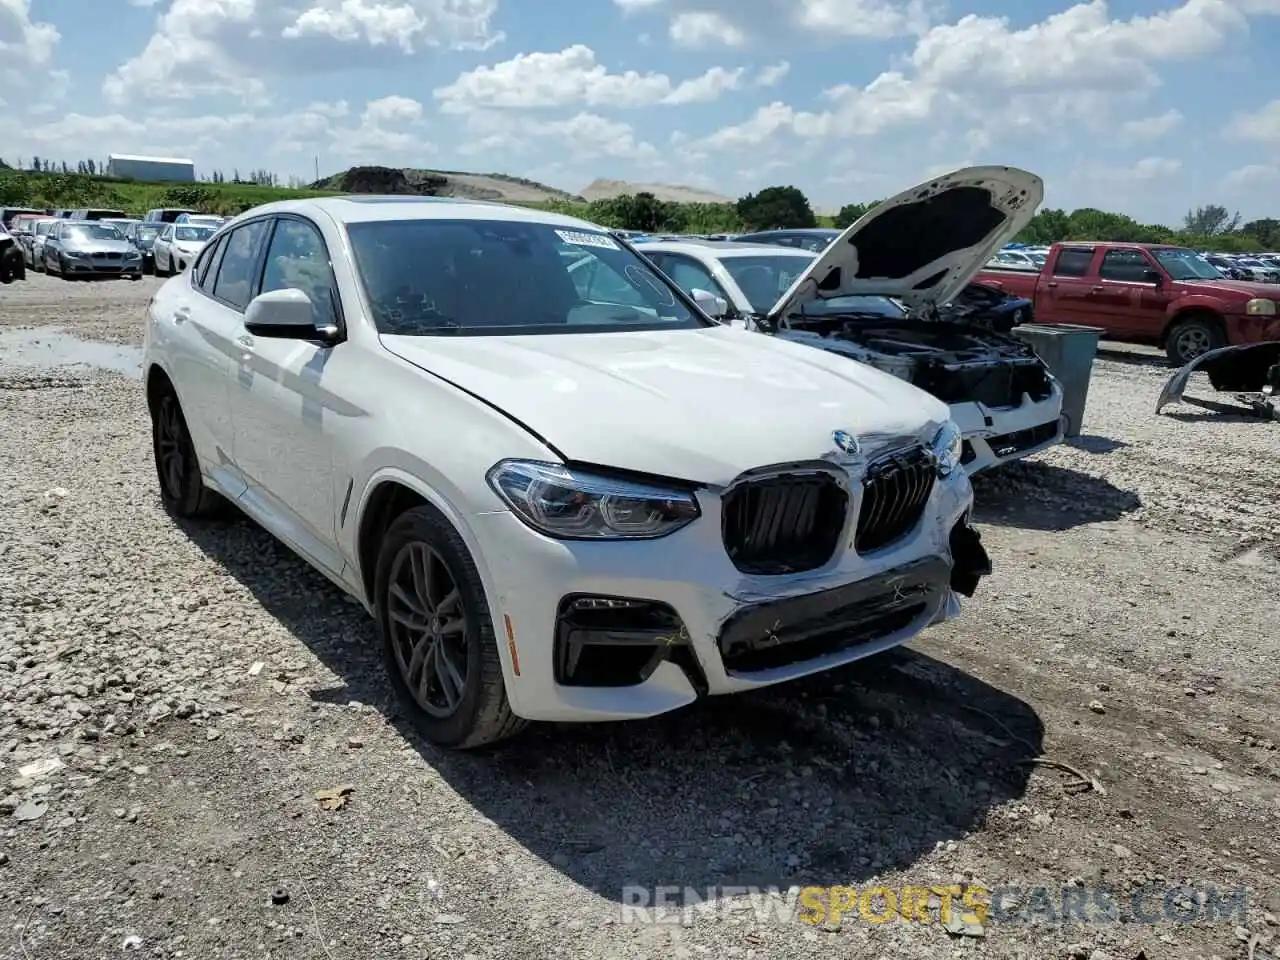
0, 224, 26, 283
975, 242, 1280, 364
143, 194, 991, 748
43, 220, 143, 280
637, 166, 1065, 474
1230, 256, 1280, 284
1202, 253, 1251, 280
174, 213, 227, 228
69, 208, 129, 221
987, 249, 1044, 270
152, 223, 216, 275
122, 221, 163, 273
735, 228, 840, 252
0, 207, 43, 229
144, 208, 197, 224
19, 217, 58, 269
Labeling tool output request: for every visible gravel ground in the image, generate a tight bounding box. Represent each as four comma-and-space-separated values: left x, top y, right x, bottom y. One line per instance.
1, 273, 1277, 960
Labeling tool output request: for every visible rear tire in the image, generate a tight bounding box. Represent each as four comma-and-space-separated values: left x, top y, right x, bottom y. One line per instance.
149, 384, 226, 519
1165, 314, 1225, 366
374, 505, 526, 750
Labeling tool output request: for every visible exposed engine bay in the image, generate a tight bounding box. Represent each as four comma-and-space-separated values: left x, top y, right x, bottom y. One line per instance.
1156, 341, 1280, 421
775, 314, 1055, 410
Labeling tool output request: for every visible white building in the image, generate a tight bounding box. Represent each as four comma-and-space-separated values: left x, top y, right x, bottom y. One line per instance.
107, 154, 196, 183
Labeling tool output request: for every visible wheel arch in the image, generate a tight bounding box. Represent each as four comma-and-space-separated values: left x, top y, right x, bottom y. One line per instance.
1160, 306, 1224, 345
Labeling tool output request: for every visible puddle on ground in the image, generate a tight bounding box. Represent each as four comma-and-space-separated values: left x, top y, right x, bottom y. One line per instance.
0, 327, 142, 378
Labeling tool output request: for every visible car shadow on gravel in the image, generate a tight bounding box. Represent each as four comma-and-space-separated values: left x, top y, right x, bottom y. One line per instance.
184, 514, 1044, 903
1095, 345, 1171, 369
971, 460, 1141, 531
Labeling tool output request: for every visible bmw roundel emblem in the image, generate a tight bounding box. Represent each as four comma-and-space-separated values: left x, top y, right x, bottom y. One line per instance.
832, 430, 860, 455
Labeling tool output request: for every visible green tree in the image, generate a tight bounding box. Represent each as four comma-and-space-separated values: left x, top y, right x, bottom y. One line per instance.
736, 185, 816, 230
834, 202, 872, 228
1182, 204, 1239, 237
1241, 218, 1280, 249
586, 192, 688, 232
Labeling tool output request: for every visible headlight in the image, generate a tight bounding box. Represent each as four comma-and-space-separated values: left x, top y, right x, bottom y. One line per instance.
1245, 298, 1276, 316
930, 421, 964, 477
486, 459, 699, 540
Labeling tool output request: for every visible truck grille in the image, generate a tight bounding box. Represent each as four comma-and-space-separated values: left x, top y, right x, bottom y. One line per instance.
721, 472, 848, 575
855, 445, 936, 553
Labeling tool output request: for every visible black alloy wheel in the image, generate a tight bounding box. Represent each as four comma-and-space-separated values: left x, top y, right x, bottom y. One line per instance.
374, 506, 526, 749
150, 387, 224, 518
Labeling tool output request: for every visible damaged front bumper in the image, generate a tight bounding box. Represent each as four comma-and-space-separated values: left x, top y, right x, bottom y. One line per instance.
468, 476, 990, 724
1156, 342, 1280, 421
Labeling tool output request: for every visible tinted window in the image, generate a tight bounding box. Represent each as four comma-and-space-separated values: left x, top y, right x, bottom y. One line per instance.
212, 220, 270, 310
1099, 249, 1152, 282
1053, 247, 1094, 277
261, 218, 339, 327
196, 236, 226, 291
345, 219, 702, 336
720, 254, 812, 312
660, 255, 721, 298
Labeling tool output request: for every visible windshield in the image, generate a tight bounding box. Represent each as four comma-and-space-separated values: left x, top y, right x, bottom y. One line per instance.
789, 294, 907, 322
174, 226, 214, 242
66, 224, 123, 242
1152, 248, 1223, 280
719, 254, 814, 313
35, 221, 55, 236
346, 219, 705, 336
137, 226, 159, 241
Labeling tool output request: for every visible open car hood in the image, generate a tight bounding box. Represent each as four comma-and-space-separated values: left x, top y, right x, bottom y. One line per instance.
765, 165, 1044, 324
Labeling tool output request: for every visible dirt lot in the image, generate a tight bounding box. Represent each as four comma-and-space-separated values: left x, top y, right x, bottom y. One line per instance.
1, 273, 1277, 960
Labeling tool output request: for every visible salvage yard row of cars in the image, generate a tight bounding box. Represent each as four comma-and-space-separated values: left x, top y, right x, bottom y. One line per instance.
0, 206, 226, 281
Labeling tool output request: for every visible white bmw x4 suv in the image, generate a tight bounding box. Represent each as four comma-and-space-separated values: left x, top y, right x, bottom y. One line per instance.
143, 195, 991, 748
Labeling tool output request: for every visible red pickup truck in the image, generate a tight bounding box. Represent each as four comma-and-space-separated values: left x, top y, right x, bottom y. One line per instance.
974, 242, 1280, 365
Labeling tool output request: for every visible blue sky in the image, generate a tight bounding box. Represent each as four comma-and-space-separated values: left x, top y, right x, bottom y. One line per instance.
2, 0, 1279, 223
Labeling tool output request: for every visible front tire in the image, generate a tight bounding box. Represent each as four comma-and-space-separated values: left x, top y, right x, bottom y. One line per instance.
1165, 314, 1225, 366
150, 385, 225, 518
374, 505, 526, 750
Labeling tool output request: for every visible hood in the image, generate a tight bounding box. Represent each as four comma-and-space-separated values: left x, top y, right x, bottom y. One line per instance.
1171, 277, 1280, 299
767, 165, 1044, 324
65, 239, 133, 255
175, 240, 207, 251
379, 327, 950, 486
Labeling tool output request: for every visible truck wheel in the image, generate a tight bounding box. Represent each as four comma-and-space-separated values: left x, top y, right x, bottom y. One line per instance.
1165, 314, 1225, 366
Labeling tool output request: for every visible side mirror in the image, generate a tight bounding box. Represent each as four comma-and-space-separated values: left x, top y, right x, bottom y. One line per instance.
244, 288, 316, 338
692, 287, 729, 319
1142, 269, 1162, 286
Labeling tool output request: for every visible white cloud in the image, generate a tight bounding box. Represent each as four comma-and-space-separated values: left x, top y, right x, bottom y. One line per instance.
0, 0, 59, 68
614, 0, 665, 8
669, 11, 746, 46
459, 111, 658, 163
699, 0, 1274, 153
755, 61, 790, 86
1227, 99, 1280, 142
103, 0, 502, 104
1223, 164, 1280, 187
796, 0, 935, 38
434, 45, 742, 111
1121, 109, 1183, 139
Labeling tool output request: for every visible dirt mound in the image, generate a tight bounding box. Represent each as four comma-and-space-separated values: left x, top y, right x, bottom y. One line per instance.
312, 166, 579, 203
579, 178, 734, 204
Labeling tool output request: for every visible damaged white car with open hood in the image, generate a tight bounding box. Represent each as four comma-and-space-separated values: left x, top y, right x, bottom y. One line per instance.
143, 194, 991, 750
636, 166, 1065, 473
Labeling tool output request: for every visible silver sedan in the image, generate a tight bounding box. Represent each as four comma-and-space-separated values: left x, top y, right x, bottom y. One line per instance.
44, 221, 144, 280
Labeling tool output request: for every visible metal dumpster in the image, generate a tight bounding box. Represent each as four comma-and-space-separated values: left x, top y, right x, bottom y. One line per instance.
1011, 323, 1105, 438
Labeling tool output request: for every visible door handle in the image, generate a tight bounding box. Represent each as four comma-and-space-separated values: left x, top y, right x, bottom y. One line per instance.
1090, 285, 1103, 292
1046, 281, 1058, 288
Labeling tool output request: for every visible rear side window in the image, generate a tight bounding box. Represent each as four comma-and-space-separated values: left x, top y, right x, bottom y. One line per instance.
1099, 249, 1152, 282
212, 220, 270, 310
1053, 247, 1094, 277
196, 236, 226, 291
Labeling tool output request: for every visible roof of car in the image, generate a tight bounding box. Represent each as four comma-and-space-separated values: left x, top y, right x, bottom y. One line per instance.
636, 239, 815, 257
231, 195, 608, 231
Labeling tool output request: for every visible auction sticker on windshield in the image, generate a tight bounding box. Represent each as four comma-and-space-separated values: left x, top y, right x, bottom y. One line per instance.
556, 229, 619, 250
